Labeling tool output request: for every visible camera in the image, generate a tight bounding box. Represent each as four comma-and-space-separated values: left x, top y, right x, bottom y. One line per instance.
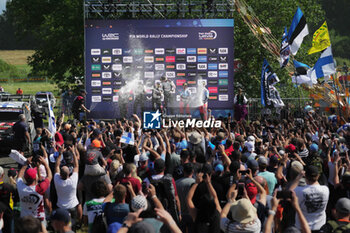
237, 183, 245, 198
239, 170, 249, 175
277, 190, 292, 199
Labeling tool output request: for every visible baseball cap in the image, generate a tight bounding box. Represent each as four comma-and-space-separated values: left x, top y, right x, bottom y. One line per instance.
309, 143, 318, 152
51, 208, 71, 224
24, 168, 37, 181
247, 159, 259, 170
258, 156, 268, 167
247, 136, 255, 142
285, 144, 296, 153
305, 165, 319, 177
131, 195, 148, 212
91, 139, 101, 148
215, 164, 224, 173
290, 161, 304, 174
278, 150, 285, 156
139, 153, 149, 162
335, 198, 350, 214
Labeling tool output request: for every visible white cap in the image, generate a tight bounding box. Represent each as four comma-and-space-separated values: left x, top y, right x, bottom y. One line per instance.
247, 136, 255, 142
245, 141, 255, 152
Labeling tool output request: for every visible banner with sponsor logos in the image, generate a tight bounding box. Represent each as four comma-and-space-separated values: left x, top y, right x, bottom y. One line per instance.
85, 19, 234, 119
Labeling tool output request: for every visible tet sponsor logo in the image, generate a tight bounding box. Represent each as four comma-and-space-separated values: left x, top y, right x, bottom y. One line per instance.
102, 72, 112, 79
102, 88, 112, 95
123, 56, 133, 63
176, 48, 186, 54
197, 48, 207, 54
155, 64, 165, 71
112, 48, 122, 55
208, 87, 218, 94
166, 56, 175, 63
91, 57, 100, 63
187, 56, 196, 62
155, 48, 165, 55
218, 48, 228, 54
208, 64, 218, 70
176, 79, 186, 86
219, 71, 228, 77
187, 48, 196, 54
219, 94, 229, 101
208, 71, 218, 78
166, 72, 175, 78
112, 64, 122, 71
144, 72, 154, 78
102, 33, 119, 41
91, 96, 102, 102
176, 64, 186, 70
197, 64, 207, 70
198, 56, 207, 63
91, 80, 101, 87
102, 57, 112, 63
218, 79, 228, 85
91, 64, 101, 71
219, 63, 228, 70
144, 56, 154, 63
91, 73, 101, 78
91, 49, 101, 55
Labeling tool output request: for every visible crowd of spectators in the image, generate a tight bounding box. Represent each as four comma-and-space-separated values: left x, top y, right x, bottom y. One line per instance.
0, 109, 349, 233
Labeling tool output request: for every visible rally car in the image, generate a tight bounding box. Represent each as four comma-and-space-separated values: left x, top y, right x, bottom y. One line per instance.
0, 101, 35, 156
35, 91, 56, 112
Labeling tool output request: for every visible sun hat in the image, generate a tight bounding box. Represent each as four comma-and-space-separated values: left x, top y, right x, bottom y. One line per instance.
230, 198, 257, 224
131, 195, 148, 212
188, 131, 202, 145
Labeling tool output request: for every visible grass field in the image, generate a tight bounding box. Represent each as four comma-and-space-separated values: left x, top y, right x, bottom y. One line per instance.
2, 82, 59, 95
0, 50, 34, 66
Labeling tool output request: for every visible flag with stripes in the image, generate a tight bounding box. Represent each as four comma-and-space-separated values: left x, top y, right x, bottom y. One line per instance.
292, 60, 316, 86
280, 27, 291, 68
120, 132, 135, 145
288, 7, 309, 55
261, 59, 284, 108
47, 94, 56, 136
307, 46, 336, 80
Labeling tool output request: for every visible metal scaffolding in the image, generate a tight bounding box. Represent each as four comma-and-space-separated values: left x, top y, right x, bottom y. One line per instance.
84, 0, 235, 19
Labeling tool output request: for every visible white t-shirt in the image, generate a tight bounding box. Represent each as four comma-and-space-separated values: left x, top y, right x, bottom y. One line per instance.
17, 178, 46, 221
294, 184, 329, 230
54, 172, 79, 209
220, 217, 261, 233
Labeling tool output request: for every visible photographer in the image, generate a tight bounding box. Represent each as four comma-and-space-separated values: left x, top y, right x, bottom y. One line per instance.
17, 155, 52, 227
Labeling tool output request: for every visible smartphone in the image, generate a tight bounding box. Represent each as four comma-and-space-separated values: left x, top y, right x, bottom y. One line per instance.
239, 170, 249, 175
237, 183, 245, 197
277, 190, 292, 199
142, 182, 149, 194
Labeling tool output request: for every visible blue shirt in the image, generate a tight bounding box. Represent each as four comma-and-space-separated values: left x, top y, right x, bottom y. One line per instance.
103, 202, 130, 225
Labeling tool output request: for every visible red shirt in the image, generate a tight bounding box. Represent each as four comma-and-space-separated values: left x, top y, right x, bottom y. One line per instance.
117, 177, 141, 203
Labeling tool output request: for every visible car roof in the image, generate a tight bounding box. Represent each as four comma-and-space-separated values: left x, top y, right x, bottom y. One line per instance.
0, 102, 27, 108
36, 92, 53, 95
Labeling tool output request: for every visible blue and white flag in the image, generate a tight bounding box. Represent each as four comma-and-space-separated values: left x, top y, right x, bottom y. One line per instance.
47, 94, 56, 136
120, 132, 135, 145
288, 7, 309, 55
307, 46, 336, 80
292, 60, 316, 86
261, 59, 284, 108
280, 27, 291, 68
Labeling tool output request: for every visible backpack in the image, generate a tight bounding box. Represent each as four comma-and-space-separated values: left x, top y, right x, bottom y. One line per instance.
327, 220, 350, 233
91, 212, 107, 233
310, 156, 323, 175
149, 174, 179, 223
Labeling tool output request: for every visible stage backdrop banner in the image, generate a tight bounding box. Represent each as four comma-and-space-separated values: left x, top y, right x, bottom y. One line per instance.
85, 19, 234, 119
